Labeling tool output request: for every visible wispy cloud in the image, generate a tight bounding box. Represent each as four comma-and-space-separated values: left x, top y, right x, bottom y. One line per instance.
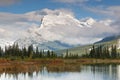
53, 0, 102, 4
0, 11, 41, 41
0, 8, 118, 45
95, 0, 102, 2
0, 0, 20, 6
53, 0, 89, 4
23, 9, 117, 44
86, 6, 120, 19
85, 5, 120, 36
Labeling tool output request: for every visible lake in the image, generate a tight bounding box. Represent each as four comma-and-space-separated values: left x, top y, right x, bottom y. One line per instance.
0, 64, 120, 80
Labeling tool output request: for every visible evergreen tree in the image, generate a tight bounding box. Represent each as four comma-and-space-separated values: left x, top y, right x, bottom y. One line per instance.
0, 46, 3, 57
65, 49, 69, 58
111, 45, 117, 58
28, 45, 33, 58
47, 50, 51, 58
89, 45, 95, 58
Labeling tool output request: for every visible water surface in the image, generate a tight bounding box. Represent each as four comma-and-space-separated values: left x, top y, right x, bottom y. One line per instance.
0, 64, 120, 80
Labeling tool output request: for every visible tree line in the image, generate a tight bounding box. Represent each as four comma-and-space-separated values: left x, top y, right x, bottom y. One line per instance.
64, 49, 79, 59
0, 43, 81, 59
0, 43, 119, 60
82, 45, 119, 59
0, 44, 57, 59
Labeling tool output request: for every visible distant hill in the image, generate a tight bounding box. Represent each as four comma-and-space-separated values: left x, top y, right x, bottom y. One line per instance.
15, 37, 74, 50
57, 35, 120, 56
95, 35, 120, 44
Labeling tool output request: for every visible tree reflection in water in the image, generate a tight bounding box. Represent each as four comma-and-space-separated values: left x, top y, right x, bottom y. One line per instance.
0, 64, 120, 80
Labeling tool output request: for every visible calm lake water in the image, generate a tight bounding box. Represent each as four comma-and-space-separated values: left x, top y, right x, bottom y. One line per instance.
0, 64, 120, 80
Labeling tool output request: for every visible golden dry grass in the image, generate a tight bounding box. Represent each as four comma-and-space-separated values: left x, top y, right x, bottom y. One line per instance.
0, 58, 119, 73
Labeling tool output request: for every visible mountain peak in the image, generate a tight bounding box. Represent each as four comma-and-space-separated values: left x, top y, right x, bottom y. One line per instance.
40, 12, 79, 28
0, 39, 14, 49
79, 17, 96, 28
15, 12, 100, 50
86, 18, 96, 25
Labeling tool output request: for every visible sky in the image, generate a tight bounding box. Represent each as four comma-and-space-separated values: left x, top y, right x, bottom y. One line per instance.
0, 0, 120, 45
0, 0, 119, 19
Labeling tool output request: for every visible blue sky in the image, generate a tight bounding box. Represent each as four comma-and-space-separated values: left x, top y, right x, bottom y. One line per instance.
0, 0, 120, 19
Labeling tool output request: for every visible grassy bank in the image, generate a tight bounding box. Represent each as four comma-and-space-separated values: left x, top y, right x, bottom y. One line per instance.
0, 58, 120, 73
1, 58, 120, 65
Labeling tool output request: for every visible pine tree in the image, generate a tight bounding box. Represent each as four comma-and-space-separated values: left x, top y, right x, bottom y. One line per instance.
65, 49, 69, 58
0, 46, 3, 57
111, 45, 117, 58
28, 45, 33, 58
47, 50, 51, 58
89, 45, 95, 58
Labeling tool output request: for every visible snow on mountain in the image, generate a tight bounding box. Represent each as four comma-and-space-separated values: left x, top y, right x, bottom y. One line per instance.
15, 28, 47, 48
15, 10, 97, 50
80, 18, 96, 27
0, 39, 14, 49
36, 12, 99, 45
0, 9, 115, 50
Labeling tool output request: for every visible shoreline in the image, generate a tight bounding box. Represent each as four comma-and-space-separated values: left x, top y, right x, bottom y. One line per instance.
0, 58, 119, 73
0, 58, 120, 65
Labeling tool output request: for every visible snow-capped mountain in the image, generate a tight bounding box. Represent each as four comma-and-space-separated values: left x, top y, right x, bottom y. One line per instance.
15, 10, 97, 50
0, 9, 115, 50
80, 18, 96, 27
0, 39, 14, 49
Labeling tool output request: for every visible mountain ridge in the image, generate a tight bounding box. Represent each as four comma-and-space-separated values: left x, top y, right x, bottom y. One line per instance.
0, 9, 114, 50
14, 12, 97, 50
95, 35, 120, 44
57, 35, 120, 55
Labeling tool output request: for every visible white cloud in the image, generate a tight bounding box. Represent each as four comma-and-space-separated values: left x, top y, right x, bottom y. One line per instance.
86, 6, 120, 19
28, 9, 117, 45
0, 28, 12, 38
85, 5, 120, 35
0, 8, 119, 46
0, 12, 41, 41
53, 0, 102, 4
53, 0, 89, 3
0, 0, 20, 6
